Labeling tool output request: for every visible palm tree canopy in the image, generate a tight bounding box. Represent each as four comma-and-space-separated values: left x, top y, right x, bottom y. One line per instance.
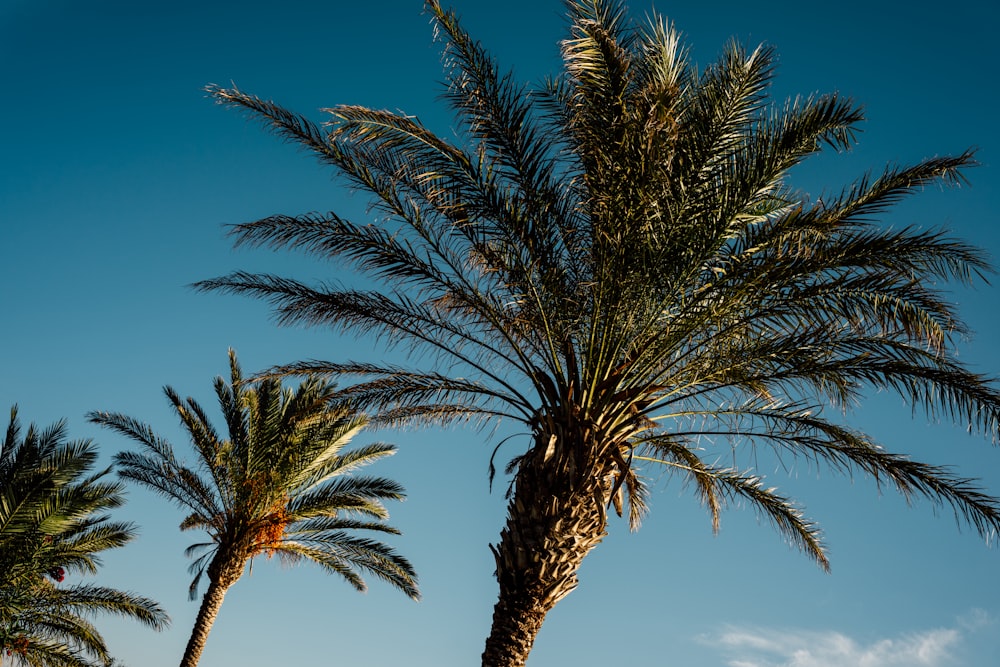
89, 349, 419, 601
1, 407, 169, 667
198, 2, 1000, 664
198, 0, 1000, 567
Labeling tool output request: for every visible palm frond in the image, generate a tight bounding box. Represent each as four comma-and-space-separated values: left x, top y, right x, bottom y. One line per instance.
90, 352, 418, 608
2, 408, 169, 664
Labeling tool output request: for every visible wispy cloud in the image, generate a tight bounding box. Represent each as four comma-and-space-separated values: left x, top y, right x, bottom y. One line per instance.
701, 611, 993, 667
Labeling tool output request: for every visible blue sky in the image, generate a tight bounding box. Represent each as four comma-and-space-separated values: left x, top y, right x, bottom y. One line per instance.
2, 1, 999, 665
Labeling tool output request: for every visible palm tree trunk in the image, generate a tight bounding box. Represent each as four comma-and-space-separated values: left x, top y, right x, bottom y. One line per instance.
179, 576, 229, 667
481, 435, 611, 667
179, 558, 243, 667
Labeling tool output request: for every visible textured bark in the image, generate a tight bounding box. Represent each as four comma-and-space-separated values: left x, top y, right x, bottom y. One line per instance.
179, 556, 244, 667
482, 432, 612, 667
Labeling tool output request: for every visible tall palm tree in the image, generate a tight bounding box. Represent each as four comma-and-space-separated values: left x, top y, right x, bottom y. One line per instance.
198, 1, 1000, 665
1, 407, 169, 667
88, 351, 418, 667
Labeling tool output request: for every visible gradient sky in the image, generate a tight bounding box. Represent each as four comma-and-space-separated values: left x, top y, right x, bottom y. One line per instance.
2, 1, 1000, 666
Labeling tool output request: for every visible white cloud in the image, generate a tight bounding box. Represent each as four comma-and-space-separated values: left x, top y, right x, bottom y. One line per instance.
956, 608, 991, 632
701, 612, 994, 667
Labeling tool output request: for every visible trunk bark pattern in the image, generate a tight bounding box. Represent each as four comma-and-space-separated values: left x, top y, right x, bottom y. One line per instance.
482, 429, 612, 667
179, 554, 245, 667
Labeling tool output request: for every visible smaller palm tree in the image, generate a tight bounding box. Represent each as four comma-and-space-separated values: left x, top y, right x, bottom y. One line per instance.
1, 406, 169, 667
88, 350, 419, 667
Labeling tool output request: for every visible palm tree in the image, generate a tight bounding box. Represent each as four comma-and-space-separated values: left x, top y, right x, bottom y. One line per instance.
1, 407, 169, 667
198, 1, 1000, 665
88, 350, 418, 667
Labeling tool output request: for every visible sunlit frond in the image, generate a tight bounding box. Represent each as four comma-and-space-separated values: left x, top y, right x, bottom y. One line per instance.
89, 350, 417, 619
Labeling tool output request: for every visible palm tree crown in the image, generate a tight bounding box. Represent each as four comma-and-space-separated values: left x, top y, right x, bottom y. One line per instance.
1, 407, 169, 667
88, 350, 418, 667
199, 1, 1000, 665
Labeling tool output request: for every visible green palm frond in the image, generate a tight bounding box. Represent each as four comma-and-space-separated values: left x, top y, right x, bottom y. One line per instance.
635, 437, 828, 567
89, 349, 418, 604
272, 536, 419, 600
1, 407, 169, 667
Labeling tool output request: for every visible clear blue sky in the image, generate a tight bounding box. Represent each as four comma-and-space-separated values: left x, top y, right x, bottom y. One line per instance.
2, 1, 999, 665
